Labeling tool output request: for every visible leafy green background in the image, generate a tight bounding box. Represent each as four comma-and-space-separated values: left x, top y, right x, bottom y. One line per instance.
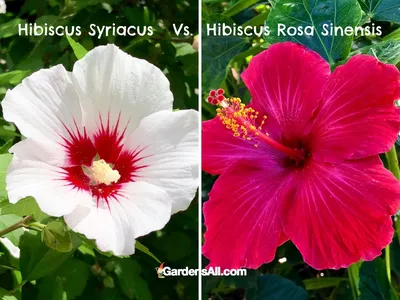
201, 0, 400, 299
0, 0, 199, 299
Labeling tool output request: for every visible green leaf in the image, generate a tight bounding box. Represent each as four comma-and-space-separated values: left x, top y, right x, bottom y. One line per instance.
66, 36, 88, 60
0, 154, 12, 201
173, 42, 196, 57
50, 277, 67, 300
0, 288, 17, 300
38, 259, 89, 300
383, 28, 400, 41
202, 16, 249, 92
113, 259, 152, 300
0, 215, 24, 246
347, 40, 400, 65
348, 261, 362, 299
266, 0, 362, 64
19, 231, 79, 281
42, 221, 72, 253
0, 19, 26, 39
0, 140, 14, 155
242, 10, 271, 27
78, 241, 96, 257
222, 0, 260, 17
358, 0, 400, 23
359, 258, 398, 300
135, 241, 161, 263
0, 197, 49, 222
103, 276, 115, 288
303, 277, 346, 290
0, 70, 32, 86
255, 275, 307, 300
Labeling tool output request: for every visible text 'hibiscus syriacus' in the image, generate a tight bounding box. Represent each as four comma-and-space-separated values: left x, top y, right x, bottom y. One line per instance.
202, 42, 400, 270
3, 44, 199, 255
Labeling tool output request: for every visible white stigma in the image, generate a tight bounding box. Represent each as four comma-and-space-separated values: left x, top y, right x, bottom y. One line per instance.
88, 159, 121, 186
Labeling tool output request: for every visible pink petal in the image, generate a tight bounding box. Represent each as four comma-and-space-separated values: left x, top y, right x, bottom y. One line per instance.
202, 159, 293, 269
311, 55, 400, 162
282, 156, 400, 270
242, 42, 330, 141
202, 117, 279, 174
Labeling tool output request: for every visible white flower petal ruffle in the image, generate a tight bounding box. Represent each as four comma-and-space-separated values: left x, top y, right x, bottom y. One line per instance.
64, 181, 171, 256
2, 65, 83, 163
72, 44, 174, 136
126, 109, 199, 214
0, 0, 6, 14
7, 158, 90, 217
7, 138, 91, 216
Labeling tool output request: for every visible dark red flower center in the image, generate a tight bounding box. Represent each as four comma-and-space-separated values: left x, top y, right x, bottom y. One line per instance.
60, 115, 147, 205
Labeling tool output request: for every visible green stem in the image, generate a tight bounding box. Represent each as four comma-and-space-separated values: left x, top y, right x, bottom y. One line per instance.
0, 216, 32, 237
385, 145, 400, 285
26, 222, 45, 230
386, 146, 400, 180
386, 245, 391, 284
0, 265, 17, 270
348, 262, 361, 300
10, 280, 26, 295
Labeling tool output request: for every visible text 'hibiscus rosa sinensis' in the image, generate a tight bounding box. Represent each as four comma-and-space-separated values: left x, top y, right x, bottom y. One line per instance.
2, 44, 199, 255
202, 42, 400, 270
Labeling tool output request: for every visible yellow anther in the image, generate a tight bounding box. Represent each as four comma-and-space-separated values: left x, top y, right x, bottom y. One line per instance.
216, 97, 268, 144
87, 159, 120, 186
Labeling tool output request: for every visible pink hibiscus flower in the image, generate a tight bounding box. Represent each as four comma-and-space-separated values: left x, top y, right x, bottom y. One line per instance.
202, 42, 400, 270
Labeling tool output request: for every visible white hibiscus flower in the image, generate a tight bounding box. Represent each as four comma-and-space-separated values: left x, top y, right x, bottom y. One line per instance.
0, 0, 6, 14
0, 0, 7, 14
2, 44, 199, 255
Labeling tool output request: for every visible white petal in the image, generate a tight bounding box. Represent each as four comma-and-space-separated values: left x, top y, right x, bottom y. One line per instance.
71, 44, 173, 136
10, 138, 67, 167
0, 238, 20, 258
2, 65, 83, 156
126, 110, 199, 214
7, 156, 90, 217
0, 0, 6, 14
64, 181, 171, 256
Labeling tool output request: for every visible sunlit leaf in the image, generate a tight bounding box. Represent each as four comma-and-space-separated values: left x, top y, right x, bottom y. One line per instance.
0, 197, 49, 222
266, 0, 362, 64
348, 40, 400, 65
0, 288, 17, 300
135, 241, 160, 263
66, 36, 88, 60
0, 215, 24, 246
0, 19, 26, 39
0, 154, 12, 201
0, 71, 32, 86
